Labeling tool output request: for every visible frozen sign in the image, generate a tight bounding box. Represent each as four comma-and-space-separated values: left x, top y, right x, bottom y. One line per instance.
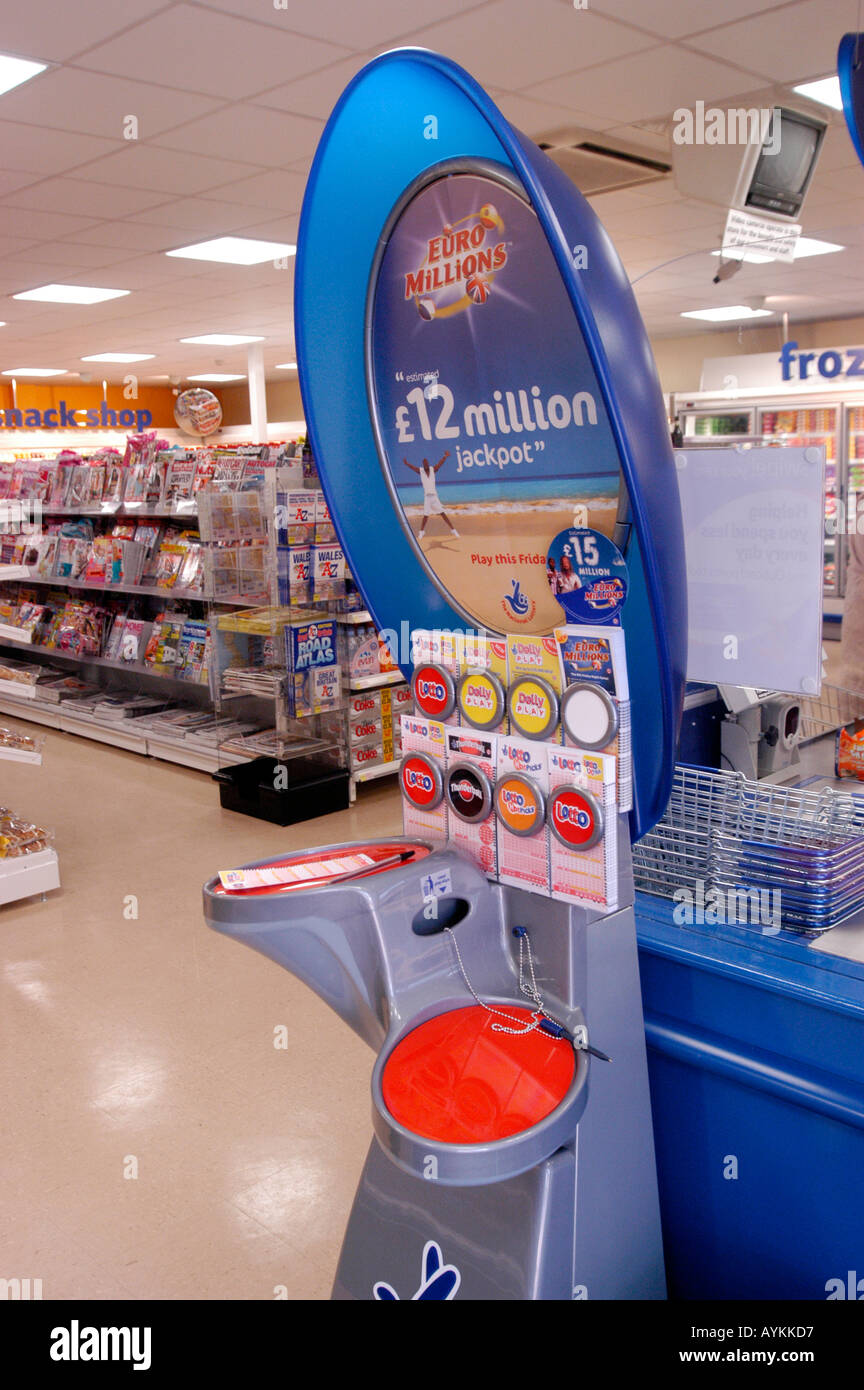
368, 167, 624, 635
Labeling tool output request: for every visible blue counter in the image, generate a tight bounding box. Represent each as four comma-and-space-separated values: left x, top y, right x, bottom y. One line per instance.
635, 892, 864, 1300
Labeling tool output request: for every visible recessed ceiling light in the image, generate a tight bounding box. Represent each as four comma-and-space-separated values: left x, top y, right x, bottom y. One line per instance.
187, 373, 246, 383
2, 367, 67, 377
680, 306, 773, 322
712, 237, 845, 265
180, 334, 264, 346
13, 284, 130, 304
792, 76, 843, 111
81, 352, 156, 363
166, 237, 296, 265
0, 53, 47, 97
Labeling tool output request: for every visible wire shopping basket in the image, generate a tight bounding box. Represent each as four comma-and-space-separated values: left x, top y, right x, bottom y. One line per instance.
633, 764, 864, 935
798, 684, 864, 743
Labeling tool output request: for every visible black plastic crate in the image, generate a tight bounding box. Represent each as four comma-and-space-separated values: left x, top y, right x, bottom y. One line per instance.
213, 756, 350, 826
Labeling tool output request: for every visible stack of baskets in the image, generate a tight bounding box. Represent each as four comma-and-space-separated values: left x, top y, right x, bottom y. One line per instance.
633, 764, 864, 935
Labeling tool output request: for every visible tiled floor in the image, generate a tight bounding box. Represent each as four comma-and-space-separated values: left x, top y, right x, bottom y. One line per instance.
0, 728, 402, 1299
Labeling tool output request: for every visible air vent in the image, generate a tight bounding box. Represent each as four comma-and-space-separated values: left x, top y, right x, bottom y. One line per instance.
537, 137, 671, 195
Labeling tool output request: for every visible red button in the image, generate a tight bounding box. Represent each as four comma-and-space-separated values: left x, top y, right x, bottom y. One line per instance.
382, 1005, 576, 1144
412, 663, 455, 720
400, 753, 443, 809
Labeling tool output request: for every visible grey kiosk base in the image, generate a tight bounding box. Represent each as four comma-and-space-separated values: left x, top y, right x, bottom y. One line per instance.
203, 828, 665, 1301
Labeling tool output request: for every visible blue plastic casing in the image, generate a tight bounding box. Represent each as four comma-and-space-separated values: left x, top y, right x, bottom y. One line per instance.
839, 33, 864, 169
294, 48, 685, 839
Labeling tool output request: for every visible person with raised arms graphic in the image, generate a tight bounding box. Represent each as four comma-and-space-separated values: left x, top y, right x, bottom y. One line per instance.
403, 451, 460, 539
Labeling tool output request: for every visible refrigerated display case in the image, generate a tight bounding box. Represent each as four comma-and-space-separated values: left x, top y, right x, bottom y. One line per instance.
673, 390, 864, 604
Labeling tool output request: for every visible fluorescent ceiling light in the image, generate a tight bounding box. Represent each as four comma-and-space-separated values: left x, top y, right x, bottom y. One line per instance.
275, 361, 298, 369
187, 373, 246, 383
180, 333, 264, 346
712, 237, 844, 265
0, 53, 47, 97
2, 367, 67, 377
681, 306, 773, 322
13, 283, 130, 304
166, 236, 296, 265
792, 76, 843, 110
81, 352, 156, 363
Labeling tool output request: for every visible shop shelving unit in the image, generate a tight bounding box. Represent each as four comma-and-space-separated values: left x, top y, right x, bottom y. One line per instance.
0, 727, 60, 904
0, 443, 305, 773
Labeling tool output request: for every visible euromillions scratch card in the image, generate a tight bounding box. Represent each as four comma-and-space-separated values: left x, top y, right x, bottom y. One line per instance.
555, 625, 629, 699
547, 747, 618, 910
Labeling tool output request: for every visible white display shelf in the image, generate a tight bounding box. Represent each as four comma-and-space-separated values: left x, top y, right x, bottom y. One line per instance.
349, 669, 404, 691
59, 712, 149, 755
0, 689, 224, 772
0, 565, 32, 581
139, 734, 222, 774
336, 610, 372, 625
349, 756, 400, 803
0, 744, 42, 765
0, 695, 61, 728
0, 677, 41, 700
0, 847, 60, 906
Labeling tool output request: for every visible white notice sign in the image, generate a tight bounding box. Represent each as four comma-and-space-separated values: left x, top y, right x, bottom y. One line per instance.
722, 207, 801, 264
675, 446, 824, 694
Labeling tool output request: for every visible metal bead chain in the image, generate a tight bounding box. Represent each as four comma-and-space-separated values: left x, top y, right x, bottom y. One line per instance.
444, 925, 547, 1036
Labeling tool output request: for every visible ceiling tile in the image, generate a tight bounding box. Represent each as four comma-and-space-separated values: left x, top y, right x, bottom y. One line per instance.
152, 105, 323, 167
402, 0, 656, 90
67, 144, 265, 196
0, 66, 223, 140
3, 241, 137, 269
0, 121, 117, 175
126, 197, 289, 235
596, 0, 795, 41
0, 207, 99, 241
532, 45, 768, 124
6, 179, 169, 219
74, 5, 351, 101
0, 0, 168, 63
74, 222, 186, 252
199, 169, 307, 212
193, 0, 482, 49
685, 0, 861, 83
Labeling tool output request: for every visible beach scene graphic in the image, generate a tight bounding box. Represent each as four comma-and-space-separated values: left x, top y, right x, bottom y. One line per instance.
370, 169, 627, 634
400, 471, 620, 633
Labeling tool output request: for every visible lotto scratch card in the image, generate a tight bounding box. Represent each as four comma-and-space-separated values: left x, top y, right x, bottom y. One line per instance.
495, 736, 549, 893
547, 747, 618, 910
399, 715, 448, 846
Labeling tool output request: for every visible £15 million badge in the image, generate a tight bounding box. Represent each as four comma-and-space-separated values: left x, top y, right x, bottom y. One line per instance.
546, 527, 628, 626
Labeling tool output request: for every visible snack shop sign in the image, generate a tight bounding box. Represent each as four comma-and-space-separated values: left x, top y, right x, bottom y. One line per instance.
0, 401, 153, 431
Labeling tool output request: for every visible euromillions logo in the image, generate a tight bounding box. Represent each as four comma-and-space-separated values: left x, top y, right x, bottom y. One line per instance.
405, 204, 507, 321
